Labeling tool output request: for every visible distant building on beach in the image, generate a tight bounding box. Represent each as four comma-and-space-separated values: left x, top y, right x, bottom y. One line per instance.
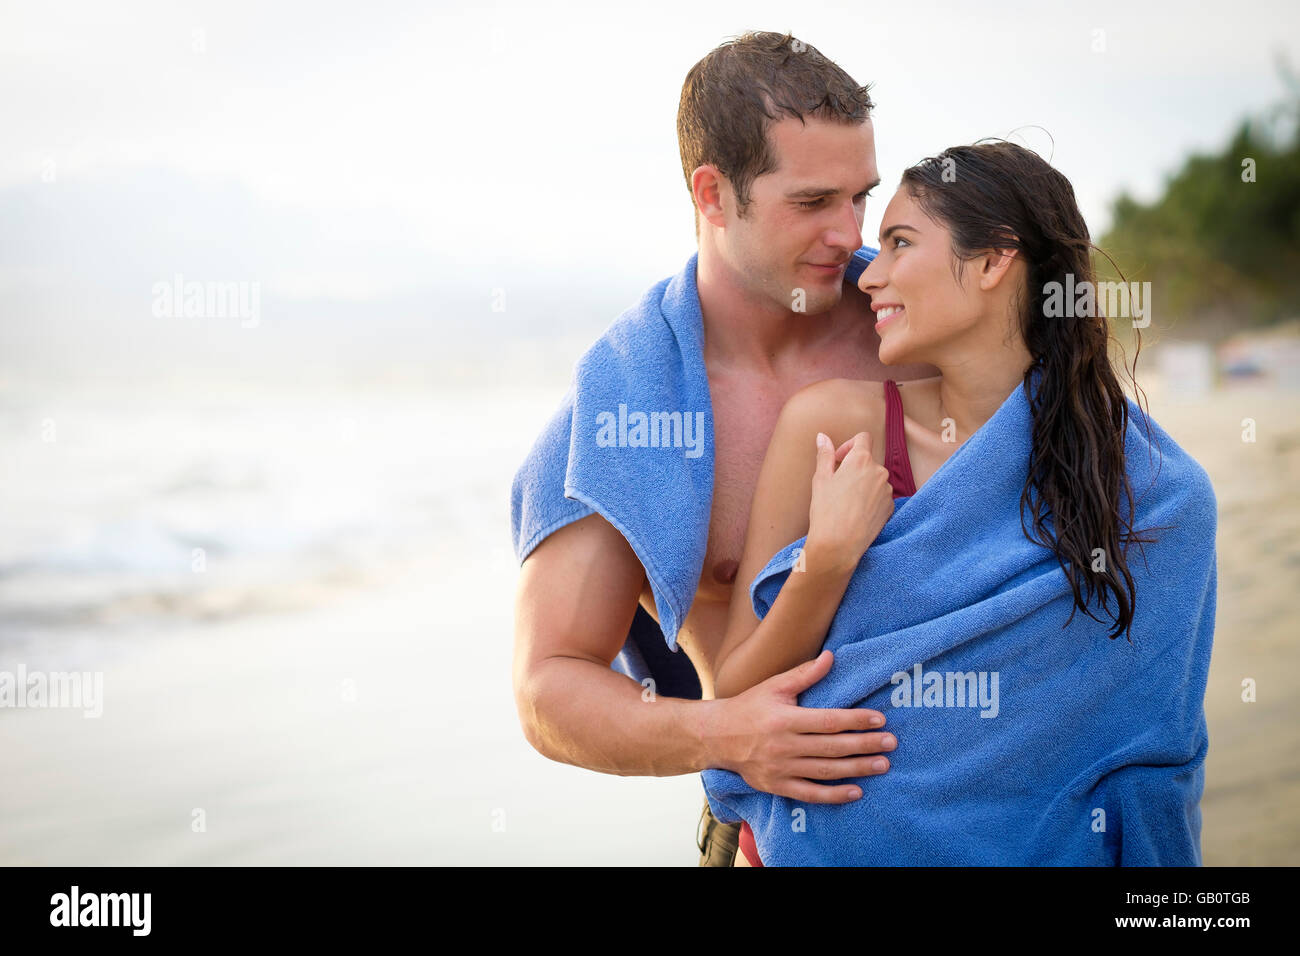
1217, 319, 1300, 389
1148, 320, 1300, 397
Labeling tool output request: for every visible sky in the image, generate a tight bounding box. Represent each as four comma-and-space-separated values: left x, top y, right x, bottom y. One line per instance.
2, 0, 1298, 379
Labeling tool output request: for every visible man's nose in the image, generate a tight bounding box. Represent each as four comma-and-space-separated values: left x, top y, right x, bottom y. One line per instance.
827, 198, 863, 253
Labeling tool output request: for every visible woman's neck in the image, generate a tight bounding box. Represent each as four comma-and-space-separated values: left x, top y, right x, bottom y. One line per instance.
930, 337, 1035, 441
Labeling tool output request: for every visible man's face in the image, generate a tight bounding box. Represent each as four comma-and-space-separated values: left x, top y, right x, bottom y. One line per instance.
721, 115, 878, 316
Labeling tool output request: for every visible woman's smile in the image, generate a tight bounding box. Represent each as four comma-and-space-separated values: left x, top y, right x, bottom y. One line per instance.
873, 303, 904, 329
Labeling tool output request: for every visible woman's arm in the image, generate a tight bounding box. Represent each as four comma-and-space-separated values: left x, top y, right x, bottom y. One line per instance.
712, 379, 893, 700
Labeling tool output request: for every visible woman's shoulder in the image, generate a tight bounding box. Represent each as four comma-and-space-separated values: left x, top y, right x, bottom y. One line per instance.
777, 377, 889, 444
784, 375, 883, 412
783, 374, 943, 417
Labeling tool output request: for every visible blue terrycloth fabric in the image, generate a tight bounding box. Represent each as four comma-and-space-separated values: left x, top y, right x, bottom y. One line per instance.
510, 246, 879, 688
702, 366, 1217, 865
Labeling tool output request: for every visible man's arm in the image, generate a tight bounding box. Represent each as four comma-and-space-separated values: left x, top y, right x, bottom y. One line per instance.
513, 512, 708, 775
513, 512, 895, 801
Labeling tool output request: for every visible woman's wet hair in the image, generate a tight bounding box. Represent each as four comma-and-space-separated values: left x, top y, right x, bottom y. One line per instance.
900, 141, 1159, 642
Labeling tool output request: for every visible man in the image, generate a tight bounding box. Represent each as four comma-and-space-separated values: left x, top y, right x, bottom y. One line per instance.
510, 31, 936, 865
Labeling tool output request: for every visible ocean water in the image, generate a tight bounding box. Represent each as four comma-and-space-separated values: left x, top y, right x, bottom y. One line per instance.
0, 377, 537, 657
0, 371, 706, 864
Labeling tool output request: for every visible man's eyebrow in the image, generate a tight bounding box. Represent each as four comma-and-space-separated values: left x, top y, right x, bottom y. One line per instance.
786, 178, 882, 199
880, 223, 919, 241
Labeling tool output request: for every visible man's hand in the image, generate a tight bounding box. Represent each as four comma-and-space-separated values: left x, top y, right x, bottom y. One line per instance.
706, 650, 895, 803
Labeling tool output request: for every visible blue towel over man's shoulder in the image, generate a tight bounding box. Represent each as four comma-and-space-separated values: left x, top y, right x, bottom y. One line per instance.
509, 247, 878, 692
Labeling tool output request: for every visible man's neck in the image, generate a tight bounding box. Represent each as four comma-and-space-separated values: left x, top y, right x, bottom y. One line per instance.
695, 245, 837, 372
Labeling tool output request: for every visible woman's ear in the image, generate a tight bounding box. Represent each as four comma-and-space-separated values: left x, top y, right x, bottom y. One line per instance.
977, 244, 1021, 292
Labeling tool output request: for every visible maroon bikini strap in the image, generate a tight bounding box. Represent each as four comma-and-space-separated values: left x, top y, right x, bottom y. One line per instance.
883, 380, 918, 498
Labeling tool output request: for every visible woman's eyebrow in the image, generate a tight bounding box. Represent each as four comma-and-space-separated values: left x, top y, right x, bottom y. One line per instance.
880, 223, 918, 241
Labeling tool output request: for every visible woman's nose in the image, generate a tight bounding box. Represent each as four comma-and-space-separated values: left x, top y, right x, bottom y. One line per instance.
857, 255, 884, 295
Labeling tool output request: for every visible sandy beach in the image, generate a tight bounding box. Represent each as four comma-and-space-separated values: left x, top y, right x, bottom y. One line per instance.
0, 513, 707, 866
1137, 377, 1300, 865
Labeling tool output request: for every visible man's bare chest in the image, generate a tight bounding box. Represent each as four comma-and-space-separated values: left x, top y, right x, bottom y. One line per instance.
698, 386, 784, 596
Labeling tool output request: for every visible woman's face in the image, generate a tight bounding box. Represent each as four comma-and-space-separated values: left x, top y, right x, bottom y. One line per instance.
857, 187, 984, 367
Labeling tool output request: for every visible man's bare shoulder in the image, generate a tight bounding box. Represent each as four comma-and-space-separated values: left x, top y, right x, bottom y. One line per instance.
526, 511, 642, 573
516, 512, 647, 664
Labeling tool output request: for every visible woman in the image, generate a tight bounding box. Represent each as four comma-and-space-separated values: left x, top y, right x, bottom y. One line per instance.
708, 142, 1216, 866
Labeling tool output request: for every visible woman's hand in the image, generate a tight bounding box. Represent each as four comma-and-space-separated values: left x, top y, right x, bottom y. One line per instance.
804, 431, 894, 575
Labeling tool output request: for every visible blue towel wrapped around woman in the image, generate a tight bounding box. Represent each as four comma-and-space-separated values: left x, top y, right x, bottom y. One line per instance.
702, 364, 1217, 865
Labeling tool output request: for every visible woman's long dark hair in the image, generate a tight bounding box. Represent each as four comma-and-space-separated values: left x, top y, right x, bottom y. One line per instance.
900, 141, 1159, 642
